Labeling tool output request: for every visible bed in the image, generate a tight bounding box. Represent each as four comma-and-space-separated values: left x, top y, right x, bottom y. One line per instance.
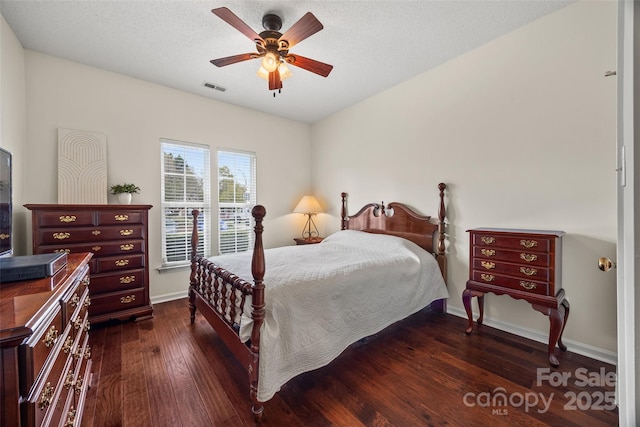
188, 183, 449, 421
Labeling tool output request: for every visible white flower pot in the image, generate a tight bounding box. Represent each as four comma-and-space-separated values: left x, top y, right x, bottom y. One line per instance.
117, 193, 132, 204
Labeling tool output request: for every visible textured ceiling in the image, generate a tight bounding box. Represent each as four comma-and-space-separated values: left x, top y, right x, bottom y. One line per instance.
0, 0, 574, 124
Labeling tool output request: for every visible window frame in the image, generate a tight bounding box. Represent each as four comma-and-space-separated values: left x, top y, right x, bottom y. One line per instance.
160, 138, 211, 267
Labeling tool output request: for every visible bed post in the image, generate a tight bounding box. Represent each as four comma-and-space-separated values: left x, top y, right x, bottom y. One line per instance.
249, 205, 266, 422
435, 183, 447, 313
341, 192, 347, 230
189, 209, 200, 324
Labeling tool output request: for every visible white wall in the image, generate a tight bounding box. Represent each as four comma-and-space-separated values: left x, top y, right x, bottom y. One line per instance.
2, 1, 619, 359
311, 1, 618, 358
20, 51, 313, 302
0, 15, 27, 255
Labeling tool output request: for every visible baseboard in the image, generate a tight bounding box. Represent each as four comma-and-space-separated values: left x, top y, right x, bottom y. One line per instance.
447, 306, 617, 366
151, 290, 189, 305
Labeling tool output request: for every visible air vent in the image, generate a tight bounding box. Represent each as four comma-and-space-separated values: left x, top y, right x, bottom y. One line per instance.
203, 82, 226, 92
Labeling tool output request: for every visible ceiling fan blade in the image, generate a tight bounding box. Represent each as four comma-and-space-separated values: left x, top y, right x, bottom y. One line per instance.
279, 12, 323, 49
285, 54, 333, 77
212, 7, 263, 43
269, 69, 283, 91
210, 53, 257, 67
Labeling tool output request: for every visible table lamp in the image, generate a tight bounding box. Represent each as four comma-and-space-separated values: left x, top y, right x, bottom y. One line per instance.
293, 195, 323, 240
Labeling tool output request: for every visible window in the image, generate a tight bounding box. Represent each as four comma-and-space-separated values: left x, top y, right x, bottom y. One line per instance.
161, 139, 211, 265
218, 149, 256, 254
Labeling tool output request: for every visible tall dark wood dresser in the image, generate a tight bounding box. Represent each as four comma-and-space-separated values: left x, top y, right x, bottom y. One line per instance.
462, 228, 569, 367
25, 204, 153, 324
1, 253, 92, 427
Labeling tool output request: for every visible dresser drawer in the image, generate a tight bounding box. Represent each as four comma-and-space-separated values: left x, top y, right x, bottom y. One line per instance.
472, 233, 551, 252
472, 258, 551, 282
19, 308, 64, 395
90, 269, 146, 293
470, 271, 550, 296
60, 267, 90, 325
472, 246, 550, 267
92, 253, 145, 273
97, 210, 145, 225
35, 239, 145, 258
22, 350, 74, 427
90, 288, 146, 316
36, 225, 144, 245
34, 211, 95, 228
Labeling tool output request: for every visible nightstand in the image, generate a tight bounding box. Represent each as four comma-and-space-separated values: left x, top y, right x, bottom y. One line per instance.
294, 237, 323, 245
462, 228, 569, 367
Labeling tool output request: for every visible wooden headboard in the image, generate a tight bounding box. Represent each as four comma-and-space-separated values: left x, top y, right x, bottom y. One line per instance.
340, 183, 447, 263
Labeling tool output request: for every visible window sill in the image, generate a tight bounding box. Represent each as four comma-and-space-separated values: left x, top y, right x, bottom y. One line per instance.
157, 262, 191, 274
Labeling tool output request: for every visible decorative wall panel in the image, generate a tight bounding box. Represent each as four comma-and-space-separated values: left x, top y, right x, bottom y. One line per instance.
58, 128, 107, 203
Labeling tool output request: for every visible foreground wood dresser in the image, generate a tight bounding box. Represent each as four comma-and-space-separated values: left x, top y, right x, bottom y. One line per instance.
0, 253, 92, 427
462, 228, 569, 367
25, 204, 153, 324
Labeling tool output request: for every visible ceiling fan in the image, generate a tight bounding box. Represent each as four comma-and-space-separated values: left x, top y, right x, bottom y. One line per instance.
210, 7, 333, 94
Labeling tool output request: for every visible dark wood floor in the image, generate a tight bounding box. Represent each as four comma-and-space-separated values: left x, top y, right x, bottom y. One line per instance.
81, 298, 618, 426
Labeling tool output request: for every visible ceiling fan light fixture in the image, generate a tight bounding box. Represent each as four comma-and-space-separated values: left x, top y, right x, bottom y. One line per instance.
210, 8, 332, 93
279, 63, 292, 80
261, 52, 278, 72
256, 65, 269, 81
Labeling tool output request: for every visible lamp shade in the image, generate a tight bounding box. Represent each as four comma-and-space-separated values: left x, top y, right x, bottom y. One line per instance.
293, 196, 323, 214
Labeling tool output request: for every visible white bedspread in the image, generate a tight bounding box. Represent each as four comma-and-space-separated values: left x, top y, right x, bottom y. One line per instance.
208, 229, 449, 402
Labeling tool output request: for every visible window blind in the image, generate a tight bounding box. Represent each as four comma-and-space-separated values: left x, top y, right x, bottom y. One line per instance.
218, 149, 256, 254
160, 139, 211, 264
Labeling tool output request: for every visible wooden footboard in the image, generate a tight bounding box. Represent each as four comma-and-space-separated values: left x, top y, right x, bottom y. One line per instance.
189, 205, 267, 421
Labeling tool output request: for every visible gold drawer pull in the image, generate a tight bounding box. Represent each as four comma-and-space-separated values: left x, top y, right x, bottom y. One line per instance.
120, 229, 134, 236
84, 345, 92, 359
520, 239, 538, 249
115, 259, 130, 267
43, 325, 59, 348
64, 407, 77, 427
92, 245, 102, 252
62, 335, 74, 354
70, 293, 80, 307
115, 214, 129, 221
84, 296, 91, 308
92, 230, 101, 236
53, 232, 70, 240
59, 215, 76, 223
520, 281, 537, 290
120, 295, 136, 304
64, 369, 75, 389
520, 267, 537, 276
0, 233, 9, 240
39, 382, 54, 410
520, 253, 538, 262
480, 261, 495, 270
480, 274, 495, 282
120, 244, 134, 251
480, 236, 495, 245
84, 321, 91, 332
55, 248, 71, 253
82, 275, 90, 285
73, 318, 83, 330
481, 249, 495, 257
120, 275, 136, 284
74, 375, 84, 394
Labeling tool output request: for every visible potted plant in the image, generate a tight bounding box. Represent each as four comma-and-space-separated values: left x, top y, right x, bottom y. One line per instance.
110, 183, 140, 204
